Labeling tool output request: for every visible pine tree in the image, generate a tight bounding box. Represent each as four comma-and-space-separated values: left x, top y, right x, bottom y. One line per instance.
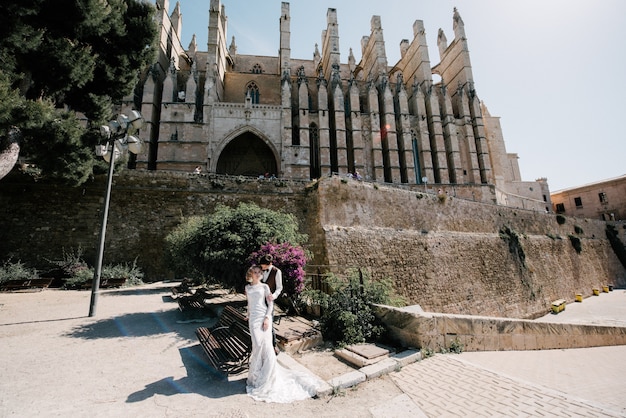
0, 0, 157, 185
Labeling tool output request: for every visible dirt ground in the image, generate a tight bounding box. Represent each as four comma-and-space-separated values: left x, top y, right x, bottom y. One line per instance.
0, 282, 403, 417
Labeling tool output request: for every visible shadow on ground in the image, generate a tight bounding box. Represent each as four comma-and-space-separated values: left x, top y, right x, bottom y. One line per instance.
64, 309, 216, 340
126, 346, 246, 401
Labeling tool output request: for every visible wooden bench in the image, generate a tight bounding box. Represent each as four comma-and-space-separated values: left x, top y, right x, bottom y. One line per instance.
177, 288, 213, 313
171, 279, 193, 298
0, 278, 53, 291
101, 278, 127, 288
195, 305, 252, 375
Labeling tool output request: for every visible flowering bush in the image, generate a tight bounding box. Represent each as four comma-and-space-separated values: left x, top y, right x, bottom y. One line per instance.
249, 242, 308, 297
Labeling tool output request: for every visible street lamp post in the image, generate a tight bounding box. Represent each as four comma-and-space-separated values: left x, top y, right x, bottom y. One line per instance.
88, 111, 144, 317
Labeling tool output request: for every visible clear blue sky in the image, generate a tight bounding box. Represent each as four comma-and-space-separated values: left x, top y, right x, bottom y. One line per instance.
172, 0, 626, 192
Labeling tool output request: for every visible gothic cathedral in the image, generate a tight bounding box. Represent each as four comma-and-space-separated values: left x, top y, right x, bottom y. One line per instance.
120, 0, 551, 211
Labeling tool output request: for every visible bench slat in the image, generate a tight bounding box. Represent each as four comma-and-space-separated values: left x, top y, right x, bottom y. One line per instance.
195, 305, 252, 375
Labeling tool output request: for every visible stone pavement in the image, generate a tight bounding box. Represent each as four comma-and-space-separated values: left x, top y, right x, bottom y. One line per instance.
388, 350, 623, 417
365, 289, 626, 417
1, 284, 625, 417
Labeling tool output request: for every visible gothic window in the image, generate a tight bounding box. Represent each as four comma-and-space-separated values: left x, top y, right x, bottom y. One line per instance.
245, 82, 260, 104
599, 192, 608, 203
251, 63, 263, 74
310, 123, 320, 179
293, 125, 300, 146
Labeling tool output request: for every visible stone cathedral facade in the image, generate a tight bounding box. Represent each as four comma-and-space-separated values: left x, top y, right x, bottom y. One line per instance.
123, 0, 551, 210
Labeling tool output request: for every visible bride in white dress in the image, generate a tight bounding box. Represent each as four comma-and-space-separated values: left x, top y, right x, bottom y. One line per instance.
244, 266, 318, 403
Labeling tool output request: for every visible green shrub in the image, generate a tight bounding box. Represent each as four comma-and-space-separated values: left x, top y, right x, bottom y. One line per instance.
0, 260, 38, 284
421, 347, 434, 358
448, 337, 464, 354
163, 216, 205, 278
556, 214, 566, 225
62, 260, 144, 289
102, 259, 144, 286
45, 246, 90, 280
63, 267, 93, 289
303, 269, 404, 347
165, 202, 307, 291
574, 225, 584, 235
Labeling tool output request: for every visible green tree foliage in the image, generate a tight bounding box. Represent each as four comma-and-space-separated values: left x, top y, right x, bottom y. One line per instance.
165, 203, 308, 291
0, 0, 157, 185
304, 269, 403, 347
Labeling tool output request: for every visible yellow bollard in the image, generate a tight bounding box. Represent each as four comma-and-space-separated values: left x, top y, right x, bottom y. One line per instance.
551, 299, 566, 314
602, 285, 609, 293
575, 294, 583, 302
593, 288, 600, 296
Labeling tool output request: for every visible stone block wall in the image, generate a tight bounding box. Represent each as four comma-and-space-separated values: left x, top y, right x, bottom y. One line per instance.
315, 177, 626, 318
0, 171, 313, 279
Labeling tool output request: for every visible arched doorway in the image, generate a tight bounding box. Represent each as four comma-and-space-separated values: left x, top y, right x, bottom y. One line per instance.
216, 132, 277, 177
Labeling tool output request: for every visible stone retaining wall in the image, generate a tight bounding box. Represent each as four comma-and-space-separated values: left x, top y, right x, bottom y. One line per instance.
373, 304, 626, 352
1, 172, 624, 320
316, 177, 626, 318
0, 171, 315, 278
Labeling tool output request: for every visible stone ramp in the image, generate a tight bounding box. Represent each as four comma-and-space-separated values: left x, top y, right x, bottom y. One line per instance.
388, 353, 622, 417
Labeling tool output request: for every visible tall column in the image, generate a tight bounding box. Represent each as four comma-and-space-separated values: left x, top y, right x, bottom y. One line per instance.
368, 81, 384, 181
424, 82, 449, 184
331, 64, 348, 175
469, 90, 493, 184
438, 83, 463, 183
410, 80, 434, 184
396, 79, 416, 184
457, 84, 480, 184
317, 74, 332, 177
281, 73, 292, 178
295, 66, 310, 179
348, 79, 365, 176
279, 2, 291, 75
380, 78, 400, 183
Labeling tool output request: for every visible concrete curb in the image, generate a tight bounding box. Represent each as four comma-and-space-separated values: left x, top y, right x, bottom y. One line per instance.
283, 348, 422, 397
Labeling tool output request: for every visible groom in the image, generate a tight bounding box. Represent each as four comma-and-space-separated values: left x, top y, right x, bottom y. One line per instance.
259, 254, 283, 355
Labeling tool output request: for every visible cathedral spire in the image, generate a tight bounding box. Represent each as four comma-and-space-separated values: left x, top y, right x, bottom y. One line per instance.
188, 34, 197, 57
437, 28, 448, 57
228, 36, 237, 58
453, 7, 466, 39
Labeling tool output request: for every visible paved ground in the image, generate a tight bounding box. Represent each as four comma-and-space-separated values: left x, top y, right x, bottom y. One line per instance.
1, 284, 625, 417
390, 290, 626, 417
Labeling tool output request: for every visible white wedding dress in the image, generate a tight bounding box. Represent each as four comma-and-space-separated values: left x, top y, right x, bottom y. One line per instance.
245, 282, 318, 403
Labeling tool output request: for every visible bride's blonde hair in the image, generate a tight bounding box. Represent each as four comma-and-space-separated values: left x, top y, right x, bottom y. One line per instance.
246, 265, 262, 281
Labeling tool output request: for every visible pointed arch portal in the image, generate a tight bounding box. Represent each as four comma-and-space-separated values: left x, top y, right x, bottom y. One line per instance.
216, 132, 277, 177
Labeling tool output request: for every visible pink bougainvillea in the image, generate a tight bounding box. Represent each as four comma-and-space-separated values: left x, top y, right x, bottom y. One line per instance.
249, 242, 308, 296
